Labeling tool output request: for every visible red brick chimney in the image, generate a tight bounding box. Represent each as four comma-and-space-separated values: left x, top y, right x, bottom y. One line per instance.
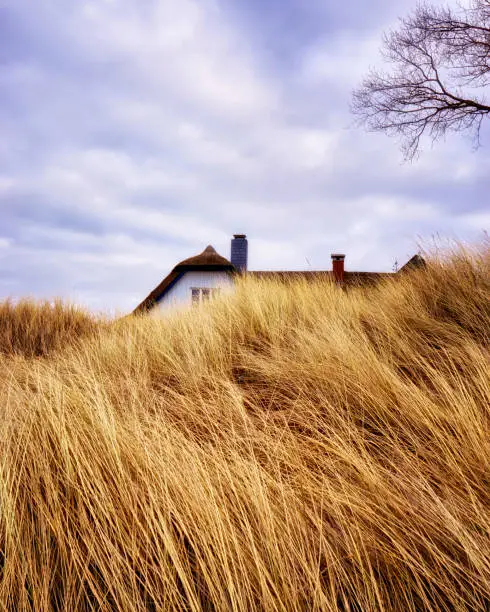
331, 253, 345, 285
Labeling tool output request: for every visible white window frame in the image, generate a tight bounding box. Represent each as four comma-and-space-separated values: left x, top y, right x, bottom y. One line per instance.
191, 287, 221, 305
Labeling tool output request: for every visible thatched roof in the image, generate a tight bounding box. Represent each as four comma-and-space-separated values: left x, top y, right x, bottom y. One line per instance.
398, 254, 426, 273
133, 246, 235, 313
134, 244, 421, 314
248, 271, 392, 286
175, 245, 234, 270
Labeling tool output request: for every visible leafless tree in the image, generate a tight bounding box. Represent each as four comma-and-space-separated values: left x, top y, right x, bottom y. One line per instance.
352, 0, 490, 159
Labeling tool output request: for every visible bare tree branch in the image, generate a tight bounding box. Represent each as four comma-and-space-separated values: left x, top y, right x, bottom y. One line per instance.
352, 0, 490, 159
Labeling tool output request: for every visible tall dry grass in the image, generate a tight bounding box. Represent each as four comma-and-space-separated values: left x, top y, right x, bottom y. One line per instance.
0, 244, 489, 610
0, 299, 100, 357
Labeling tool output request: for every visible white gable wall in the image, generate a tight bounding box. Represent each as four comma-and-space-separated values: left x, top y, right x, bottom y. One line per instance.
152, 271, 235, 314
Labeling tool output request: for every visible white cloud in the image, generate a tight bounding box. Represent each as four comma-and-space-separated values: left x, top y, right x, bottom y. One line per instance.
0, 0, 488, 311
299, 32, 383, 90
69, 0, 277, 119
458, 212, 490, 231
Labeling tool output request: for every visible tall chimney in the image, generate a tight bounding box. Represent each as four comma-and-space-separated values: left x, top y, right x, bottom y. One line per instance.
331, 253, 345, 284
231, 234, 248, 272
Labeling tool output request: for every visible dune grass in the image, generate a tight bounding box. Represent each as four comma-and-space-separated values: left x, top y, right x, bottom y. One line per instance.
0, 243, 489, 610
0, 299, 100, 357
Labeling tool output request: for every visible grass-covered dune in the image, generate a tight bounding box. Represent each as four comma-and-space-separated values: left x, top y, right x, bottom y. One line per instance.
0, 244, 489, 611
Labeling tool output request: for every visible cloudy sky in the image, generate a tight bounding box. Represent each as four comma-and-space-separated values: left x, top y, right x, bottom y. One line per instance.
0, 0, 488, 313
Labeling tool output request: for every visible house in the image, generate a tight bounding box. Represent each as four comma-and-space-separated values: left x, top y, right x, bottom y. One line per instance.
134, 234, 424, 314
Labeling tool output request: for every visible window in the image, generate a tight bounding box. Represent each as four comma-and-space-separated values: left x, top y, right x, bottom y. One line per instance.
191, 288, 200, 305
191, 287, 221, 306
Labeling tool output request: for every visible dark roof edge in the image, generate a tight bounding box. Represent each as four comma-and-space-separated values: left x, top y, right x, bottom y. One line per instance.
133, 270, 183, 314
398, 254, 426, 273
248, 270, 393, 275
175, 263, 235, 273
133, 265, 236, 314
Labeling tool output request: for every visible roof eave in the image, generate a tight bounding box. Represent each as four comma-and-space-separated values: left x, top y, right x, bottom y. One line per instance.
132, 265, 236, 314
